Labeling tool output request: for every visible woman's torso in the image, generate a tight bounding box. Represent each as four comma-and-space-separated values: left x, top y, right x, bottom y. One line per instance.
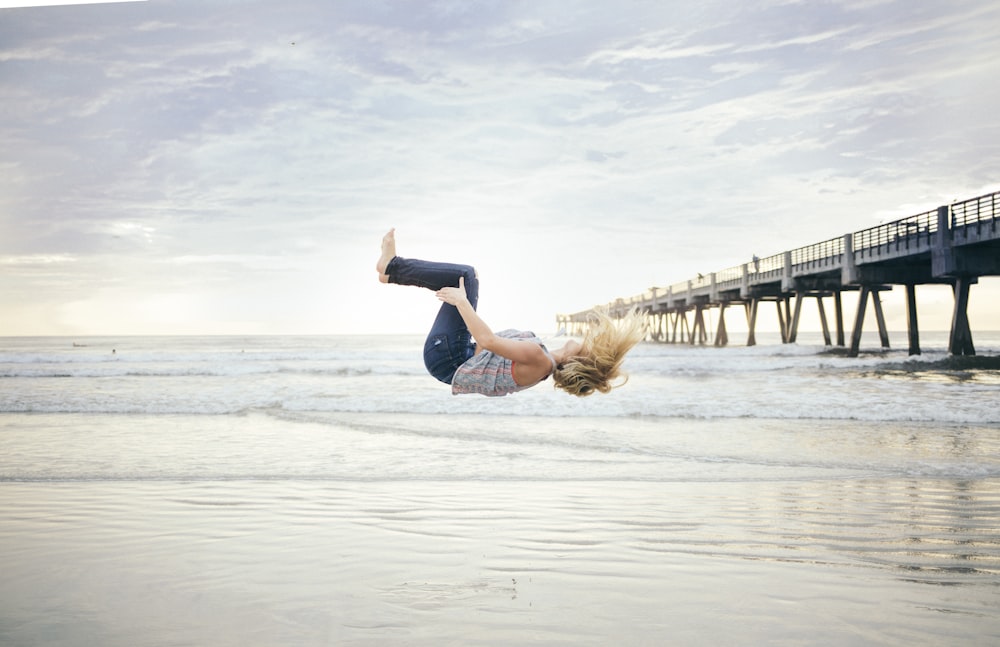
452, 330, 554, 397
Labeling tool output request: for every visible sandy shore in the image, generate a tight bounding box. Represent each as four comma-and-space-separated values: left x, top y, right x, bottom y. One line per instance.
2, 477, 999, 646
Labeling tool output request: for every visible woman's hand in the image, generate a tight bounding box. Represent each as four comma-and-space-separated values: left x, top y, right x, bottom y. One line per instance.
436, 276, 470, 306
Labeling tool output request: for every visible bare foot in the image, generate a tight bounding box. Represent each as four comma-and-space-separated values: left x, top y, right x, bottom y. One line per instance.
376, 228, 396, 283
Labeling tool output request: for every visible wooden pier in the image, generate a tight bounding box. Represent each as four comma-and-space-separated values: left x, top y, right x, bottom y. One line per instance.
558, 190, 1000, 357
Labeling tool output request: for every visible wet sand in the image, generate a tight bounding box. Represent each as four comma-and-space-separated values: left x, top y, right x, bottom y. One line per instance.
2, 476, 998, 646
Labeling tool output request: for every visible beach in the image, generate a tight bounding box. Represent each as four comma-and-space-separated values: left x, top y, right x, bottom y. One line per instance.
2, 334, 1000, 645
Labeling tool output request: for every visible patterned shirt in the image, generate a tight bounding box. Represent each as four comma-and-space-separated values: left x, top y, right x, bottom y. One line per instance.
451, 329, 556, 397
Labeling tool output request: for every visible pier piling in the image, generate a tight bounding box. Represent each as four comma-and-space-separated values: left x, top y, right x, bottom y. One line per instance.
905, 284, 920, 356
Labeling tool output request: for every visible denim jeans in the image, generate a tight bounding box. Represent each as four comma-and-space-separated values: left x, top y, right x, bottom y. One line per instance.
384, 256, 479, 384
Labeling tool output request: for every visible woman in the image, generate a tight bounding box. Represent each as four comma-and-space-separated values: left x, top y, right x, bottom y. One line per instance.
376, 229, 646, 397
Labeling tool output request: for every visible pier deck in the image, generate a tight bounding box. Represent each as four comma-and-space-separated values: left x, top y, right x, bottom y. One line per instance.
558, 190, 1000, 356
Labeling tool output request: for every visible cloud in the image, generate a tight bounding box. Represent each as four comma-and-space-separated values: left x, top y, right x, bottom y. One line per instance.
1, 0, 999, 335
587, 40, 735, 66
735, 27, 854, 53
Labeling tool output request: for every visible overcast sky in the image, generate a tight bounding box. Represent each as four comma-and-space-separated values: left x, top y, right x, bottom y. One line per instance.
2, 0, 998, 337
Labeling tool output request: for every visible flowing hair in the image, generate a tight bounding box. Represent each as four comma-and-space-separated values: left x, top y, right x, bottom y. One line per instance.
553, 307, 646, 397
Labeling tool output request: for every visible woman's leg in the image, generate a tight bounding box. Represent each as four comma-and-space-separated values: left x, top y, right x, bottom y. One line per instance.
380, 235, 480, 384
378, 229, 479, 295
384, 256, 479, 296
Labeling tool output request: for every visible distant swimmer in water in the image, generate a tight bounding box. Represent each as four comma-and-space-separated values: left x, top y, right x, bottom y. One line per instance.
375, 229, 645, 397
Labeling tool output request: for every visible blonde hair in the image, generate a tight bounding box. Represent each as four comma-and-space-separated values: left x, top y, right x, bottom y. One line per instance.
553, 307, 646, 397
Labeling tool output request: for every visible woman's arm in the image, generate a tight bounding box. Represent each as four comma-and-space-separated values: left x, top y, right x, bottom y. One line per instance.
437, 277, 547, 366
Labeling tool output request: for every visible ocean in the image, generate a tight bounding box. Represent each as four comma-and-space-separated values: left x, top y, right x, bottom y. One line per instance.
2, 331, 999, 646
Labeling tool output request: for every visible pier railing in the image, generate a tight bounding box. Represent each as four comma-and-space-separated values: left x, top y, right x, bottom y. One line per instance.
853, 208, 938, 261
791, 236, 843, 271
952, 191, 999, 242
953, 191, 998, 227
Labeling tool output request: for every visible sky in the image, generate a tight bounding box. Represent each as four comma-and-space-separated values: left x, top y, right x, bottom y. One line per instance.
1, 0, 999, 337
